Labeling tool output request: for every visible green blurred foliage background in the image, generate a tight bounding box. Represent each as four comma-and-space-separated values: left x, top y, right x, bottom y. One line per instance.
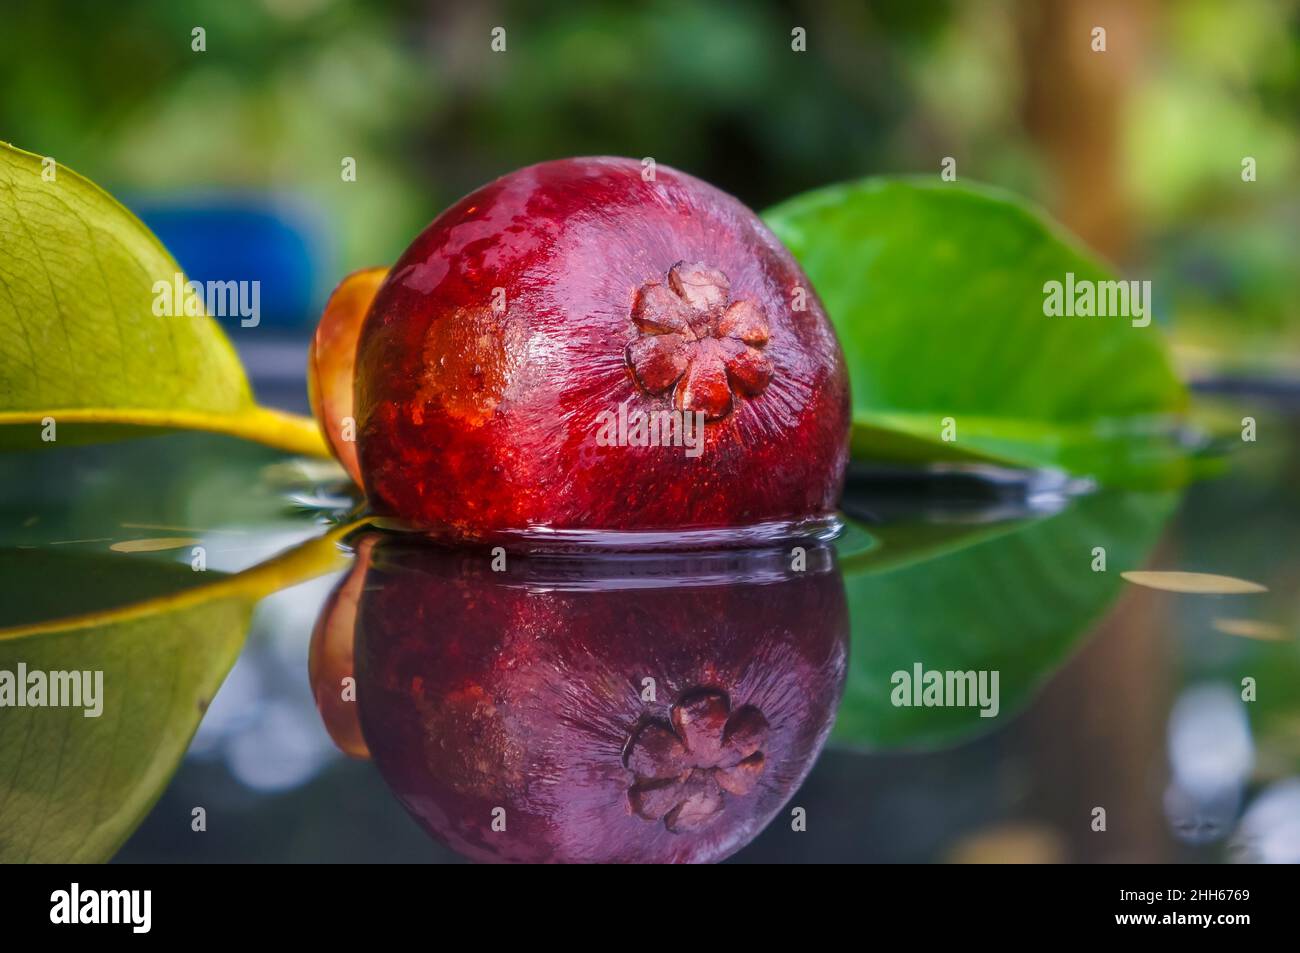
2, 0, 1296, 373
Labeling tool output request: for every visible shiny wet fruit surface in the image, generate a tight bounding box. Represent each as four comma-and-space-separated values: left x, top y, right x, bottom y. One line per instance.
351, 157, 850, 544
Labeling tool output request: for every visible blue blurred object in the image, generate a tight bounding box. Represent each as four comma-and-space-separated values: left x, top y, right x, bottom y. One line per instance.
130, 195, 330, 330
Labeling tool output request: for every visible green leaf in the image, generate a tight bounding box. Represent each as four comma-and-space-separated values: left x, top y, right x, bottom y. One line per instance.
831, 488, 1178, 750
0, 142, 325, 456
0, 432, 357, 862
765, 178, 1190, 481
0, 576, 251, 863
0, 526, 352, 863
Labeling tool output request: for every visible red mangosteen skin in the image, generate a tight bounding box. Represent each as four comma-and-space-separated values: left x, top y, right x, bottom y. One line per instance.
353, 157, 850, 542
345, 538, 848, 863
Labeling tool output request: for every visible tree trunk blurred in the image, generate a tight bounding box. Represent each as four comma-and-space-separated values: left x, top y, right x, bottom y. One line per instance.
1019, 0, 1153, 263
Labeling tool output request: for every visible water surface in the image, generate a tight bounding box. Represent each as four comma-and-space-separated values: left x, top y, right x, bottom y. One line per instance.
0, 402, 1295, 863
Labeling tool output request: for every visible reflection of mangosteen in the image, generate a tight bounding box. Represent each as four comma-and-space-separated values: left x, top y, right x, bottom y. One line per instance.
325, 537, 847, 863
308, 536, 375, 760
